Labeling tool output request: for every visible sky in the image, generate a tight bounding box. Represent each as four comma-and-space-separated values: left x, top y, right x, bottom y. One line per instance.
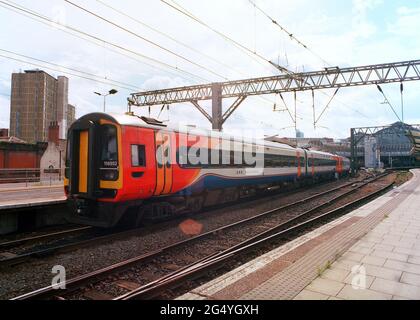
1, 0, 420, 139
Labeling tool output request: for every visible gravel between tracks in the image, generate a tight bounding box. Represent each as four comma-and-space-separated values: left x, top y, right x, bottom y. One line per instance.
67, 173, 396, 299
0, 172, 381, 299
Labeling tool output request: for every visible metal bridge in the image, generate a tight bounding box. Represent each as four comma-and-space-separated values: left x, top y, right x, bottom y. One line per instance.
130, 59, 420, 130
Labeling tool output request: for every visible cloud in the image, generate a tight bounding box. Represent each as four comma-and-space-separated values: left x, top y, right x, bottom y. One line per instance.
142, 75, 189, 90
351, 0, 383, 39
0, 0, 419, 139
387, 6, 420, 37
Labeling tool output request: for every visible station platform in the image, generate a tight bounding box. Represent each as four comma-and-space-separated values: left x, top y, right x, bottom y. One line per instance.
0, 184, 65, 211
179, 169, 420, 300
0, 184, 66, 235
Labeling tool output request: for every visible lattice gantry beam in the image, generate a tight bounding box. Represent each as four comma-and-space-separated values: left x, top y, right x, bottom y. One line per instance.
131, 59, 420, 106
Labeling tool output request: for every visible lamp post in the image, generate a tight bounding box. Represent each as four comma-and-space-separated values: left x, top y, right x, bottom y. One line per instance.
94, 89, 118, 112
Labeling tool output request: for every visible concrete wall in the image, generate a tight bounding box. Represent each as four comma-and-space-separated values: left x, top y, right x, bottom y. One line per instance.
40, 143, 62, 169
0, 213, 18, 235
57, 76, 69, 140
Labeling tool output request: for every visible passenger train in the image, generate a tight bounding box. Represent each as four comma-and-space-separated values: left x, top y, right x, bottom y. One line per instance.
64, 112, 350, 227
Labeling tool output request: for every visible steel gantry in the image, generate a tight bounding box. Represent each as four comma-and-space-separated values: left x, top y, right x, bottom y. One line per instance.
130, 59, 420, 130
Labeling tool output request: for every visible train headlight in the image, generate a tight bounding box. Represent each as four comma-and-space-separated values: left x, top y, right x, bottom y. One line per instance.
101, 169, 119, 181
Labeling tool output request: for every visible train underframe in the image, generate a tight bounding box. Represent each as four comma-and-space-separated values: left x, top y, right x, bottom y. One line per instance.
66, 171, 345, 228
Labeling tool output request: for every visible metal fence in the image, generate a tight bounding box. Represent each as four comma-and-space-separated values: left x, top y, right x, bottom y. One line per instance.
0, 168, 65, 186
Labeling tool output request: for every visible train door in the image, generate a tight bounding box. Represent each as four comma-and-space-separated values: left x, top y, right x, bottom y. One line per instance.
78, 130, 89, 193
162, 133, 173, 194
67, 119, 102, 197
297, 151, 302, 178
69, 124, 100, 196
312, 154, 315, 176
303, 150, 308, 176
154, 131, 173, 196
336, 157, 342, 175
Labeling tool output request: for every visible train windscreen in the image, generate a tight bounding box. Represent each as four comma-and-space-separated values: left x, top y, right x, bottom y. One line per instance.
100, 124, 119, 181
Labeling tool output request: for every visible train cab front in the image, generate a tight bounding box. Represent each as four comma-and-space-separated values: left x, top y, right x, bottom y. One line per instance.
64, 113, 124, 227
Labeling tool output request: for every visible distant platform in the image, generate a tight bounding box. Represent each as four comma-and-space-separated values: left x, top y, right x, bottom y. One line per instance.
179, 169, 420, 300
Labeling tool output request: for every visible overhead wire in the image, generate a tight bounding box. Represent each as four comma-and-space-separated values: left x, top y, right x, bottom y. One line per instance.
86, 0, 293, 123
90, 0, 278, 119
0, 0, 210, 83
96, 0, 279, 111
0, 1, 197, 84
160, 0, 291, 74
244, 0, 384, 128
159, 0, 295, 121
69, 0, 294, 122
377, 84, 402, 122
2, 1, 382, 132
315, 88, 340, 125
247, 0, 332, 67
64, 0, 227, 80
0, 48, 144, 91
96, 0, 294, 123
0, 53, 140, 91
1, 0, 291, 120
246, 1, 357, 129
400, 83, 404, 123
274, 93, 295, 123
95, 0, 245, 78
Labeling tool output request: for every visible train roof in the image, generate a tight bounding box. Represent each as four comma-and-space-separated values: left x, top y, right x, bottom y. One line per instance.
308, 150, 336, 157
307, 149, 350, 161
76, 112, 345, 158
82, 112, 298, 150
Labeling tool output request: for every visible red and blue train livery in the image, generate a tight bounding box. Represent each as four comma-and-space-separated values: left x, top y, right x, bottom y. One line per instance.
64, 112, 350, 227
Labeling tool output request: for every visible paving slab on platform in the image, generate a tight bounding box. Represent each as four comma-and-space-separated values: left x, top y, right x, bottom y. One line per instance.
179, 169, 420, 300
0, 186, 65, 211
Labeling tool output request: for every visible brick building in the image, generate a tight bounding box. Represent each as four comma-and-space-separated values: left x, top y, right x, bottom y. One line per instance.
0, 129, 8, 138
9, 70, 76, 144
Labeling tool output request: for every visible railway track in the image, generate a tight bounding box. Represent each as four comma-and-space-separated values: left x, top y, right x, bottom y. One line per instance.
0, 226, 92, 251
119, 178, 394, 300
0, 175, 363, 268
0, 225, 145, 268
11, 172, 393, 300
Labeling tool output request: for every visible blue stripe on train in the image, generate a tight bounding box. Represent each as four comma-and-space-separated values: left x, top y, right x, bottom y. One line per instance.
177, 173, 300, 196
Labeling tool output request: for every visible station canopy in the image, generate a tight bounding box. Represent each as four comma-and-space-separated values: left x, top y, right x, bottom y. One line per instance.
406, 127, 420, 160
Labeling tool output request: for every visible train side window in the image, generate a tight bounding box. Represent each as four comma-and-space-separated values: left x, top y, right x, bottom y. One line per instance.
156, 144, 164, 168
131, 144, 146, 167
220, 148, 230, 167
164, 146, 171, 168
177, 146, 188, 166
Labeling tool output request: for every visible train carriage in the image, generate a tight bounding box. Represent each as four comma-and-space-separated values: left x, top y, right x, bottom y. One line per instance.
64, 112, 350, 227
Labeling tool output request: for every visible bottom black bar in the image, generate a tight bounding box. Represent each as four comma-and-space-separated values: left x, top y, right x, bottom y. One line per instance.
0, 300, 416, 319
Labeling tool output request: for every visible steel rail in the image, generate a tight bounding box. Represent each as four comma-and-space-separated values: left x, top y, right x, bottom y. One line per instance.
0, 226, 92, 251
0, 226, 148, 268
11, 173, 387, 300
117, 180, 394, 300
1, 177, 361, 268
